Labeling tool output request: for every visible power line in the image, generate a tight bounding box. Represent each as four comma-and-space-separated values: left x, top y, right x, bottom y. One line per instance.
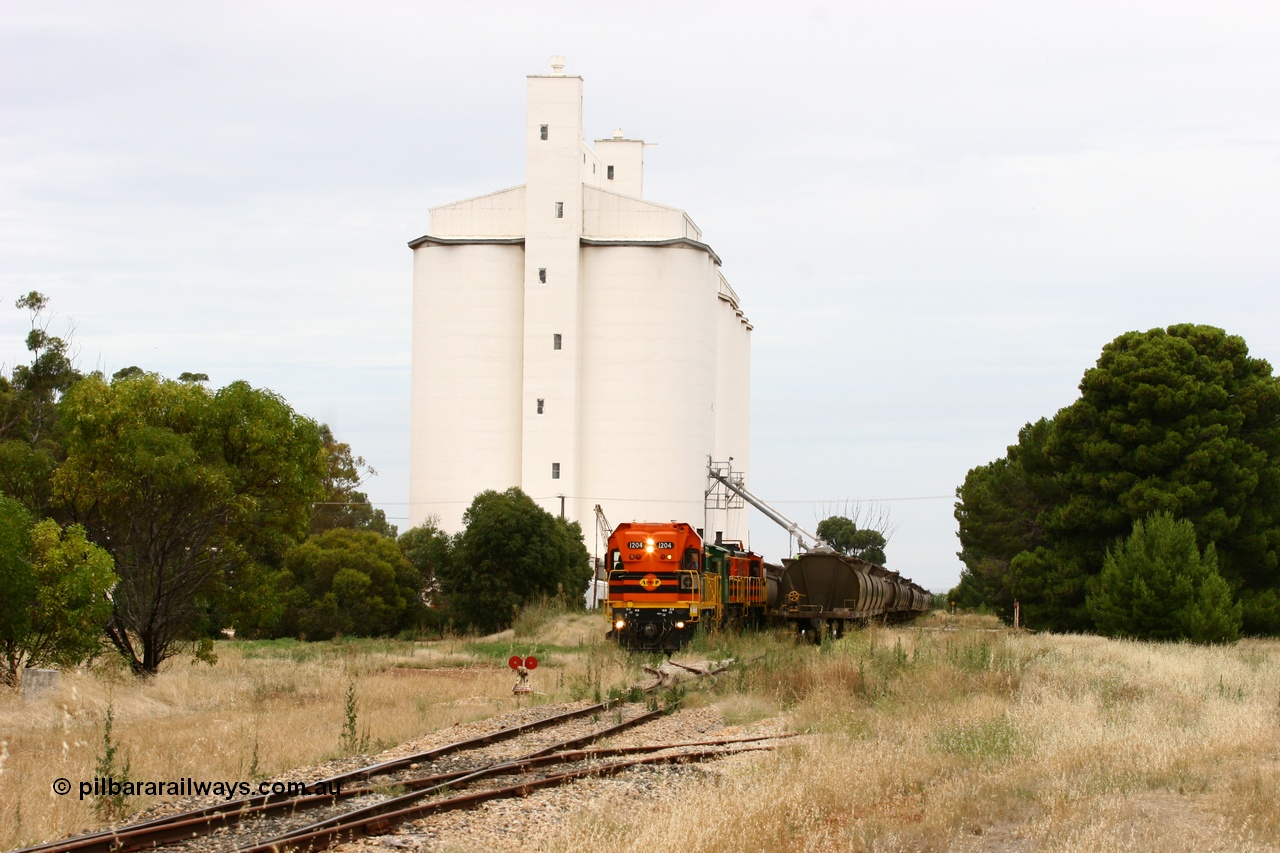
351, 493, 955, 508
768, 495, 953, 504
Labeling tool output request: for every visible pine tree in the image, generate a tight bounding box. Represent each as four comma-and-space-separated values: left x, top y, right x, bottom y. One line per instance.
1087, 511, 1241, 643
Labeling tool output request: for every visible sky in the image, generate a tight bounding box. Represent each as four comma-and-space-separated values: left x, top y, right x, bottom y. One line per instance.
3, 1, 1278, 592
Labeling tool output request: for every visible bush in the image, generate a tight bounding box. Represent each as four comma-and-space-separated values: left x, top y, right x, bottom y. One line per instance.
280, 529, 424, 639
0, 496, 117, 687
437, 488, 591, 634
1087, 511, 1241, 643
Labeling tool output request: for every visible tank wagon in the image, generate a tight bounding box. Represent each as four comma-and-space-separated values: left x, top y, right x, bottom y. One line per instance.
771, 550, 932, 642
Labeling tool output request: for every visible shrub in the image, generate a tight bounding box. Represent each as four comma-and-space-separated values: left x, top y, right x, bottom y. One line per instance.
1087, 510, 1241, 643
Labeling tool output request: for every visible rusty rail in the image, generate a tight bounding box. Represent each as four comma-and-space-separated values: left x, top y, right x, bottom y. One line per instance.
13, 700, 636, 853
235, 745, 779, 853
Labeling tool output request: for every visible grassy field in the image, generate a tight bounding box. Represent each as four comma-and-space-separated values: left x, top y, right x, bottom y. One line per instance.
2, 609, 1278, 851
554, 618, 1280, 852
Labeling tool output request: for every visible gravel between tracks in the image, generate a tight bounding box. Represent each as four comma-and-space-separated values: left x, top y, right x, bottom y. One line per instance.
334, 705, 788, 853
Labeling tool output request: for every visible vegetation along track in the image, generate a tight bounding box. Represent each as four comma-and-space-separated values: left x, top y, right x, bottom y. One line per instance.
24, 665, 783, 853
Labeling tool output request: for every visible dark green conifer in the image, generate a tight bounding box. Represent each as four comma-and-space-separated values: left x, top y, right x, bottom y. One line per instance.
1088, 511, 1241, 643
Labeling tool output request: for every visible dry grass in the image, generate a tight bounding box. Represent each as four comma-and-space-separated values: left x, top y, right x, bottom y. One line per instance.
4, 610, 1278, 852
546, 619, 1280, 853
0, 632, 586, 849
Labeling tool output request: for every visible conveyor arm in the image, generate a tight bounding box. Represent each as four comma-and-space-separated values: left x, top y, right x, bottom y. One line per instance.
707, 467, 826, 552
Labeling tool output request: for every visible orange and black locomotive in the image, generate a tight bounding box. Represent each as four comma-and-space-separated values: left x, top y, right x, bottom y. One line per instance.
603, 521, 768, 652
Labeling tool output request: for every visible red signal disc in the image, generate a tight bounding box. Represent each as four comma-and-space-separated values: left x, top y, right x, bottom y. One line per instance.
508, 655, 522, 670
524, 656, 538, 670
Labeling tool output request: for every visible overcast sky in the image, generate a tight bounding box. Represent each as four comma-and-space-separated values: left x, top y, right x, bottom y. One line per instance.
3, 1, 1278, 591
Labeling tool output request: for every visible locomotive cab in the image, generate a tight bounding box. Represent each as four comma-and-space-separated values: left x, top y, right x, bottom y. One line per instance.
605, 522, 714, 652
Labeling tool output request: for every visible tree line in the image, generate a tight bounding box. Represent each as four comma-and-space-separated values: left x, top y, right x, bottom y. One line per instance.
0, 293, 591, 683
952, 323, 1280, 642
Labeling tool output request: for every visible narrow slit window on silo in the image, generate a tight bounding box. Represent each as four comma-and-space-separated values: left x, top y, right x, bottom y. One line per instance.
538, 267, 547, 284
555, 202, 564, 218
551, 462, 560, 479
537, 398, 544, 414
553, 333, 562, 350
540, 124, 548, 140
607, 165, 614, 180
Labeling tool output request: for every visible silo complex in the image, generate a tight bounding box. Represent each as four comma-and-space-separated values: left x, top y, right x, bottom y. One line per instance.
409, 58, 751, 549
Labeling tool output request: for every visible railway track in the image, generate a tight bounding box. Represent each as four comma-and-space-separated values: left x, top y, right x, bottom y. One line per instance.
24, 670, 786, 853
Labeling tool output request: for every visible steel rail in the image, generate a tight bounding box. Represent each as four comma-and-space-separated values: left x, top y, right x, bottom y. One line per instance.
210, 709, 664, 853
236, 745, 778, 853
21, 665, 745, 853
13, 700, 630, 853
399, 732, 796, 788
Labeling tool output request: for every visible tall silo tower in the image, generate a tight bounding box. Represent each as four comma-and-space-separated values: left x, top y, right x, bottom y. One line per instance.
409, 58, 752, 547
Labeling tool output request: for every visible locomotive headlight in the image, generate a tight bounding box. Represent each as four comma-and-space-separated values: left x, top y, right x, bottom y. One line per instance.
614, 619, 626, 630
645, 537, 655, 554
675, 621, 685, 629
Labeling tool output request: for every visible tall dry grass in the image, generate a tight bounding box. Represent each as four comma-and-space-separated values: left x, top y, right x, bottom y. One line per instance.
545, 621, 1280, 853
0, 637, 539, 849
5, 614, 1278, 852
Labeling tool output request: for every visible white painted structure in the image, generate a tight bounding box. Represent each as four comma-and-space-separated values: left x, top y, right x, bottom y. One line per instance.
410, 58, 751, 550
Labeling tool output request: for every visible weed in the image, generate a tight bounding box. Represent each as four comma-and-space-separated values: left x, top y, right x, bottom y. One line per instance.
513, 597, 560, 638
932, 717, 1019, 761
569, 650, 605, 702
1216, 674, 1245, 701
339, 682, 371, 755
247, 733, 261, 780
93, 703, 132, 820
370, 782, 408, 797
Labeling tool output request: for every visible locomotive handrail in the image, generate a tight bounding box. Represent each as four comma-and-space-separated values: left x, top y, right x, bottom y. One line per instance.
702, 572, 722, 617
729, 575, 767, 606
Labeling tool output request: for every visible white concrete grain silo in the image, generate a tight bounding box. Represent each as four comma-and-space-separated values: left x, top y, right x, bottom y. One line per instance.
409, 57, 752, 549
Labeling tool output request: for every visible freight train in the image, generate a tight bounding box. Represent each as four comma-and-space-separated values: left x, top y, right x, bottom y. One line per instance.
604, 521, 932, 651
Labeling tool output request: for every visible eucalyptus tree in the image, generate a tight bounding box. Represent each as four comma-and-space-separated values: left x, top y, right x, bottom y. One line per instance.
54, 373, 325, 673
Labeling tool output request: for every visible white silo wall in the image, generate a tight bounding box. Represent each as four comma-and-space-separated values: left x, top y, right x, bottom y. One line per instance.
410, 242, 525, 530
578, 244, 719, 533
712, 294, 752, 545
